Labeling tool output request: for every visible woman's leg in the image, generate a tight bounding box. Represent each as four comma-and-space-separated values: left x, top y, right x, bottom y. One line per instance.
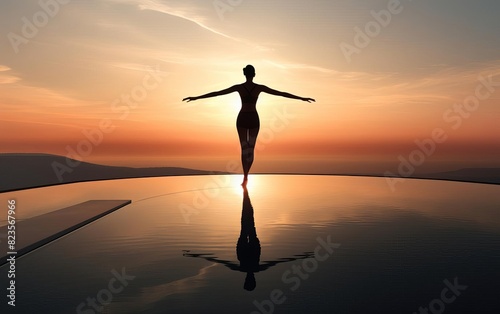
237, 127, 251, 184
237, 126, 259, 185
245, 127, 259, 176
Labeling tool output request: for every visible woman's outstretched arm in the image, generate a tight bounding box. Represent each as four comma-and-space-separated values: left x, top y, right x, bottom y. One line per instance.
261, 85, 315, 103
183, 85, 237, 102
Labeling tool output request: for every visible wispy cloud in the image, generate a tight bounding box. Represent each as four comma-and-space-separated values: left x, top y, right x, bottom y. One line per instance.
0, 75, 20, 84
138, 0, 234, 40
0, 118, 88, 130
342, 61, 500, 107
264, 60, 336, 74
103, 0, 234, 40
0, 65, 20, 84
105, 0, 271, 52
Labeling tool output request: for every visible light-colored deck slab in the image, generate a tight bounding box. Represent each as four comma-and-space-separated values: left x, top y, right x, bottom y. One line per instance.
0, 200, 131, 266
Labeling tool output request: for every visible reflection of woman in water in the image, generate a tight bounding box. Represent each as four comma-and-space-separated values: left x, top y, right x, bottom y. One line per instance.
237, 186, 261, 290
183, 65, 315, 186
183, 187, 313, 291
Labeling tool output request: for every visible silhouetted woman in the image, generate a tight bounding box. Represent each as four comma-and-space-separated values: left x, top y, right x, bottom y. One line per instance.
183, 65, 315, 186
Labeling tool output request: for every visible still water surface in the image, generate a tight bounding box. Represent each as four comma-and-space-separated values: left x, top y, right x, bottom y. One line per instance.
1, 175, 499, 313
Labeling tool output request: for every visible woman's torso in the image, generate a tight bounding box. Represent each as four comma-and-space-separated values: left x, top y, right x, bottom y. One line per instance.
238, 83, 260, 112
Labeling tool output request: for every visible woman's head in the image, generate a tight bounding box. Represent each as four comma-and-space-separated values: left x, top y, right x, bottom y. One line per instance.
243, 65, 255, 78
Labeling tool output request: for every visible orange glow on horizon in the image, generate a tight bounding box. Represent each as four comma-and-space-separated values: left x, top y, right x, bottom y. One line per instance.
1, 1, 499, 172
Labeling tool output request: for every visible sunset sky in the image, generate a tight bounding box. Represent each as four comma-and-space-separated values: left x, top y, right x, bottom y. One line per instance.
1, 0, 499, 174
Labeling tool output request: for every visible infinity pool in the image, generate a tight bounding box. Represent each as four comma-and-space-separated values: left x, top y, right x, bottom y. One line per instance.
1, 175, 499, 313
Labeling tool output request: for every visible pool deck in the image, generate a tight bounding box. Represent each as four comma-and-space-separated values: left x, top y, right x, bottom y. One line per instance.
0, 200, 131, 266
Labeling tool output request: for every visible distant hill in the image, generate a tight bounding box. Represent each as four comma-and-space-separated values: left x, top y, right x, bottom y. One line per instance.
1, 153, 499, 192
0, 153, 228, 192
419, 168, 500, 185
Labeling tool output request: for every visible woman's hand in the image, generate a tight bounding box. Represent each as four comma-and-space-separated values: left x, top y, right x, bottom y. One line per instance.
302, 97, 315, 103
182, 96, 198, 102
